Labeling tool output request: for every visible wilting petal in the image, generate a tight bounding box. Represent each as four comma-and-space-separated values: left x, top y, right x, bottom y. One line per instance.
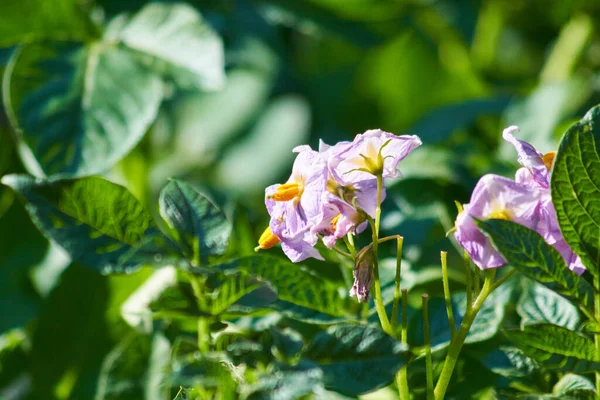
350, 246, 374, 303
503, 126, 549, 188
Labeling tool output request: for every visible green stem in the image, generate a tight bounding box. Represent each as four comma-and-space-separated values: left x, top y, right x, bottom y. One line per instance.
434, 269, 496, 400
423, 294, 434, 400
463, 250, 473, 312
344, 234, 357, 258
197, 318, 210, 353
490, 269, 517, 292
397, 288, 410, 400
371, 174, 392, 335
391, 236, 404, 331
473, 267, 481, 298
441, 251, 456, 341
594, 272, 600, 393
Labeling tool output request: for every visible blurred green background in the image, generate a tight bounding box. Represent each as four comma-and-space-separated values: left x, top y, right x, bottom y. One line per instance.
2, 0, 600, 398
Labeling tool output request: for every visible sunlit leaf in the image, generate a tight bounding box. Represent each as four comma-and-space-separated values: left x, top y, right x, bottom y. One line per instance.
2, 175, 175, 274
551, 105, 600, 276
477, 218, 592, 307
517, 279, 580, 330
159, 180, 231, 264
505, 323, 600, 373
3, 42, 163, 177
107, 2, 225, 90
213, 255, 354, 323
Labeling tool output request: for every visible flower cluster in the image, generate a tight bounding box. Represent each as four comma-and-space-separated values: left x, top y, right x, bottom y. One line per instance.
455, 126, 584, 274
256, 129, 422, 263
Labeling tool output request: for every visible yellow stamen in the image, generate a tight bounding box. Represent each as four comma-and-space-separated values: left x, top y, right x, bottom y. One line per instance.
267, 182, 302, 202
330, 213, 342, 229
255, 227, 280, 251
542, 151, 556, 171
488, 210, 511, 220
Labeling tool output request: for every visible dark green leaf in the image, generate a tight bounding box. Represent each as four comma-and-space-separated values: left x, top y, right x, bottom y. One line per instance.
2, 175, 174, 274
159, 180, 231, 263
242, 361, 325, 400
516, 373, 596, 399
213, 255, 354, 323
551, 105, 600, 276
505, 323, 600, 373
270, 327, 304, 360
107, 2, 225, 90
3, 41, 163, 177
482, 346, 540, 378
477, 218, 593, 306
517, 279, 580, 329
302, 324, 408, 395
0, 0, 94, 46
96, 332, 170, 400
150, 273, 277, 318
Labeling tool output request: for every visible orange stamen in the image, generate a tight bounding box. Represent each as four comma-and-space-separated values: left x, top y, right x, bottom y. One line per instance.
255, 227, 280, 251
267, 182, 302, 201
542, 151, 556, 171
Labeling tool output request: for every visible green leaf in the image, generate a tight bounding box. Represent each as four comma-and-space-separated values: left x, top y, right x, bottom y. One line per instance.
159, 180, 231, 263
505, 323, 600, 373
482, 346, 540, 378
213, 255, 354, 323
149, 273, 277, 319
168, 338, 237, 397
3, 41, 163, 177
2, 175, 174, 274
476, 218, 593, 307
242, 361, 325, 400
0, 0, 94, 46
553, 374, 595, 394
269, 327, 304, 360
551, 105, 600, 275
517, 279, 580, 330
302, 324, 408, 395
107, 3, 225, 90
96, 332, 171, 400
516, 374, 596, 399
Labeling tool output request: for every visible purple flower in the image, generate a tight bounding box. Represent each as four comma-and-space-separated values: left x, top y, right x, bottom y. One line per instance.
263, 146, 329, 262
503, 126, 582, 274
455, 174, 543, 269
503, 126, 555, 189
311, 193, 368, 249
327, 129, 422, 185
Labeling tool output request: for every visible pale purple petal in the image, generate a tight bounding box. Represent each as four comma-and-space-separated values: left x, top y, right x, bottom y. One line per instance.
503, 126, 549, 188
455, 174, 543, 270
328, 129, 422, 185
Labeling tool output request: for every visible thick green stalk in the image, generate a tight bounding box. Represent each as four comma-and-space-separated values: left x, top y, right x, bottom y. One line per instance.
441, 251, 456, 341
423, 294, 434, 400
434, 269, 496, 400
